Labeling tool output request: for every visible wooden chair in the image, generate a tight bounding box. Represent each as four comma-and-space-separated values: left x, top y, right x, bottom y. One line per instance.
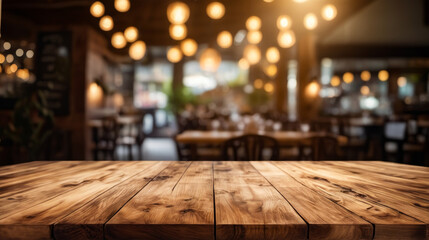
93, 116, 118, 160
382, 121, 407, 163
116, 115, 145, 160
222, 134, 279, 161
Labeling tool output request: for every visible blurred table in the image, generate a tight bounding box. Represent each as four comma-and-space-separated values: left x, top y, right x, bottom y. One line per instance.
0, 161, 427, 239
176, 130, 348, 145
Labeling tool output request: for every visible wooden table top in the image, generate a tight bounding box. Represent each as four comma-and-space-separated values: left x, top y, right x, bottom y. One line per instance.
176, 130, 348, 145
0, 161, 427, 240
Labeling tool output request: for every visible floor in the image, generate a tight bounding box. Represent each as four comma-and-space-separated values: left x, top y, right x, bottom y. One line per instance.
116, 138, 178, 161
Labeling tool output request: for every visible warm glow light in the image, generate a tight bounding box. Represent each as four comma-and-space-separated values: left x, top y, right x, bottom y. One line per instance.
206, 2, 225, 20
361, 70, 371, 81
264, 82, 274, 93
243, 45, 261, 65
247, 30, 262, 44
360, 86, 370, 95
277, 30, 296, 48
90, 1, 105, 17
246, 16, 261, 31
129, 41, 146, 60
0, 54, 4, 64
277, 15, 292, 30
124, 27, 139, 42
330, 75, 341, 87
3, 42, 11, 50
397, 76, 407, 87
88, 82, 104, 107
111, 32, 127, 49
180, 38, 198, 56
167, 2, 190, 24
99, 16, 114, 31
199, 48, 222, 72
6, 54, 14, 63
265, 64, 278, 77
9, 64, 18, 73
378, 70, 389, 81
217, 31, 233, 48
16, 69, 30, 80
114, 0, 130, 12
26, 50, 34, 58
304, 13, 318, 30
254, 79, 264, 89
238, 58, 249, 70
305, 81, 320, 98
16, 49, 24, 57
343, 72, 354, 83
113, 93, 124, 109
167, 46, 183, 63
294, 0, 307, 2
169, 24, 187, 40
322, 4, 337, 21
266, 47, 280, 64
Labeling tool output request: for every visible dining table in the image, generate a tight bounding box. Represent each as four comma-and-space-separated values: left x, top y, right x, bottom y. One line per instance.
176, 130, 348, 145
0, 160, 427, 240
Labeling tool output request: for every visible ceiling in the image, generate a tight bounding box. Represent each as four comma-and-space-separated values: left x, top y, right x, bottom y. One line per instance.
3, 0, 373, 56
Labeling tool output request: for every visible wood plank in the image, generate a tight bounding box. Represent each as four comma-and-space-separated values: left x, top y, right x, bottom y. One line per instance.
106, 161, 214, 240
0, 161, 121, 218
0, 161, 56, 177
0, 161, 150, 240
54, 161, 171, 240
213, 161, 307, 240
251, 161, 373, 240
274, 162, 427, 240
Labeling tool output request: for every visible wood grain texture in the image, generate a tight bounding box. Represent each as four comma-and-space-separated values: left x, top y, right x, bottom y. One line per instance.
274, 161, 427, 240
251, 161, 373, 240
54, 161, 171, 240
213, 161, 307, 240
106, 161, 215, 240
0, 161, 427, 240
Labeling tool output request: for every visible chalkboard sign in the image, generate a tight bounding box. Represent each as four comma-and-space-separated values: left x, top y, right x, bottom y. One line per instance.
36, 31, 72, 116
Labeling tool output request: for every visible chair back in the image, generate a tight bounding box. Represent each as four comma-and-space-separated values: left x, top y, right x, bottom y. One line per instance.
310, 135, 339, 160
223, 134, 279, 161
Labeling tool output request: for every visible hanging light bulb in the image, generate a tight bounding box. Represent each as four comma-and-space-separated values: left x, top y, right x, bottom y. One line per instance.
264, 82, 274, 93
243, 45, 261, 65
254, 79, 264, 89
169, 24, 187, 40
180, 38, 198, 57
111, 32, 127, 49
247, 30, 263, 44
167, 2, 190, 24
167, 46, 183, 63
114, 0, 130, 12
199, 48, 222, 72
0, 54, 4, 64
90, 1, 105, 18
277, 15, 292, 30
99, 16, 114, 31
129, 41, 146, 60
343, 72, 354, 83
264, 64, 278, 77
124, 27, 139, 42
378, 70, 389, 81
330, 75, 341, 87
360, 71, 371, 81
305, 81, 320, 98
206, 2, 225, 20
266, 47, 280, 63
26, 50, 34, 58
321, 4, 337, 21
304, 13, 318, 30
360, 86, 370, 95
277, 30, 295, 48
397, 76, 407, 87
16, 49, 24, 57
246, 16, 261, 31
6, 54, 13, 63
238, 58, 249, 70
217, 31, 233, 48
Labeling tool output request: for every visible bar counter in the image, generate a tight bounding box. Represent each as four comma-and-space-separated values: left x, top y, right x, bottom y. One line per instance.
0, 161, 427, 240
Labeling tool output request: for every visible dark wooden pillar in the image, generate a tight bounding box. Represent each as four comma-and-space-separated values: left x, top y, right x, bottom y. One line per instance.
274, 51, 288, 113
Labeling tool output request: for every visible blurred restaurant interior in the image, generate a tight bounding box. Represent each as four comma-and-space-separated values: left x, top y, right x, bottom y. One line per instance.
0, 0, 429, 166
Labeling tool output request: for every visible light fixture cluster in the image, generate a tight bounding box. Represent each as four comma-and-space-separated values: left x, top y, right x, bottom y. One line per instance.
0, 41, 35, 81
90, 0, 147, 61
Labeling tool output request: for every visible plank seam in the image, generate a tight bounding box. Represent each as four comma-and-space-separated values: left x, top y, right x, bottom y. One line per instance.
171, 161, 193, 192
249, 162, 310, 240
212, 162, 217, 240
